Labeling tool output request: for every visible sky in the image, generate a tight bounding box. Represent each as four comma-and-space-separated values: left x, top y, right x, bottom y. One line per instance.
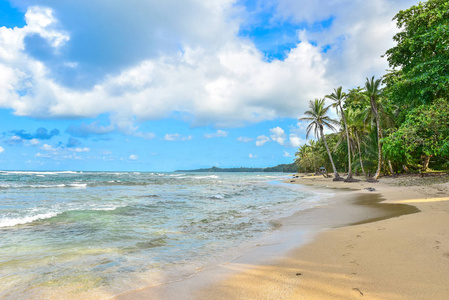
0, 0, 418, 171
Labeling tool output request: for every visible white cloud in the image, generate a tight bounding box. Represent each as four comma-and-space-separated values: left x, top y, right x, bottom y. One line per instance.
24, 6, 69, 48
0, 4, 329, 129
0, 146, 4, 154
204, 130, 228, 138
129, 154, 138, 160
40, 144, 56, 151
249, 153, 257, 158
270, 126, 286, 145
35, 152, 51, 158
289, 134, 304, 148
237, 136, 253, 143
164, 133, 193, 141
283, 151, 292, 157
255, 135, 270, 146
69, 147, 90, 153
30, 138, 39, 145
275, 0, 417, 87
0, 1, 417, 131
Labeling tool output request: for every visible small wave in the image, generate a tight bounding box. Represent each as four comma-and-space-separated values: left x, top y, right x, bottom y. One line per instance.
191, 175, 219, 179
209, 194, 225, 199
0, 171, 79, 175
29, 184, 66, 188
67, 183, 87, 188
0, 212, 60, 228
0, 205, 125, 228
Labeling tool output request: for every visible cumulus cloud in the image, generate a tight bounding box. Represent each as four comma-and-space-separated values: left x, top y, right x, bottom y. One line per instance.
35, 152, 51, 158
256, 135, 270, 146
69, 147, 90, 152
40, 144, 57, 151
204, 130, 228, 138
0, 0, 417, 131
288, 134, 304, 148
270, 126, 286, 145
274, 0, 418, 86
30, 138, 39, 145
0, 146, 4, 154
164, 133, 193, 141
0, 3, 329, 129
129, 154, 138, 160
249, 153, 257, 158
237, 136, 253, 143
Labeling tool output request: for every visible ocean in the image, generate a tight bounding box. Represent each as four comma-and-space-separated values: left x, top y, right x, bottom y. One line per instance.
0, 171, 327, 299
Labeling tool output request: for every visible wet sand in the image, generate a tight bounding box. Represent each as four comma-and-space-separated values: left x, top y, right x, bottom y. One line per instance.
115, 175, 449, 299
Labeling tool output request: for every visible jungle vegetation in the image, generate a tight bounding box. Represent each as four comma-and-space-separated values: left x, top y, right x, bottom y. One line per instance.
295, 0, 449, 180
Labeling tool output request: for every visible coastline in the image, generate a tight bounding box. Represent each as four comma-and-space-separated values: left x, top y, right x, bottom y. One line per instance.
115, 174, 449, 299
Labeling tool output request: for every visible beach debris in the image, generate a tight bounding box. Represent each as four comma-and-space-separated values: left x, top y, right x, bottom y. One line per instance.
364, 187, 376, 192
365, 178, 379, 183
295, 272, 302, 276
352, 288, 364, 296
344, 177, 361, 183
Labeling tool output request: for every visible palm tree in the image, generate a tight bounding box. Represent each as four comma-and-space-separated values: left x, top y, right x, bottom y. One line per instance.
364, 76, 383, 180
309, 139, 318, 174
299, 98, 342, 180
345, 108, 367, 176
326, 86, 355, 181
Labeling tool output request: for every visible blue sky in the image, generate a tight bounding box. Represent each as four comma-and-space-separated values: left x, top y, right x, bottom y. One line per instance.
0, 0, 417, 171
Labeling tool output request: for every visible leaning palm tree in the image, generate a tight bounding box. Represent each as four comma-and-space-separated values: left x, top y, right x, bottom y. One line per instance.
364, 76, 383, 181
325, 86, 355, 181
299, 98, 342, 180
308, 139, 318, 174
345, 108, 367, 176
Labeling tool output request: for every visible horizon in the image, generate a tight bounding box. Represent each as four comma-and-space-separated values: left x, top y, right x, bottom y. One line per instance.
0, 0, 418, 172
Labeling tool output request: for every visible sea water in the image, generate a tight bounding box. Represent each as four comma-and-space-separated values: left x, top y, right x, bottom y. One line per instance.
0, 171, 326, 299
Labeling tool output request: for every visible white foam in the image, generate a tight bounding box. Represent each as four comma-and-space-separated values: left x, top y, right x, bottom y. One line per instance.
192, 175, 219, 179
0, 171, 78, 175
0, 212, 60, 228
67, 183, 87, 188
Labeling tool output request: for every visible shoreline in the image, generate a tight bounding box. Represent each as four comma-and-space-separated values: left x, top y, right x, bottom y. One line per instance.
114, 174, 448, 299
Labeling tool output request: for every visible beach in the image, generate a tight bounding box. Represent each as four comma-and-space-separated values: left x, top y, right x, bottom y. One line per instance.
117, 174, 449, 300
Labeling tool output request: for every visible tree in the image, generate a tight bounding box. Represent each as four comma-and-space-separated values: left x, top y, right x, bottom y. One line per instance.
299, 98, 343, 180
345, 107, 367, 176
383, 99, 449, 171
326, 86, 355, 181
364, 76, 383, 180
384, 0, 449, 107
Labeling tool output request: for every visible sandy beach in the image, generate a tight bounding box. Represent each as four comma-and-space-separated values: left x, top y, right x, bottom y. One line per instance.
116, 174, 449, 300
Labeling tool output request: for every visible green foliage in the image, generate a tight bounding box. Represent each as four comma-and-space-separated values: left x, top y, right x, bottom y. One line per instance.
384, 0, 449, 107
383, 99, 449, 168
294, 1, 449, 176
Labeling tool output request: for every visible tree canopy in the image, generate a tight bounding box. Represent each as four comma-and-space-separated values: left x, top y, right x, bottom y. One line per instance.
384, 0, 449, 107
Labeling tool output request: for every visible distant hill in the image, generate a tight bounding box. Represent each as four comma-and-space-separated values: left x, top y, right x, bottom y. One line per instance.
175, 163, 297, 173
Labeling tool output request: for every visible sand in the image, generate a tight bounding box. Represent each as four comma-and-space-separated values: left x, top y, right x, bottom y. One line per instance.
116, 174, 449, 300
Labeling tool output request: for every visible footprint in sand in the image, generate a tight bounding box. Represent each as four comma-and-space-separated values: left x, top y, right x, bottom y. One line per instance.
443, 252, 449, 258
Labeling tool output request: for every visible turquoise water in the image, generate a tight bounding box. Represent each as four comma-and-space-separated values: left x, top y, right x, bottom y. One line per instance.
0, 171, 323, 299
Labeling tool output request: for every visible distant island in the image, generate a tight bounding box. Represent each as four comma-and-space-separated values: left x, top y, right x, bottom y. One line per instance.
175, 163, 297, 173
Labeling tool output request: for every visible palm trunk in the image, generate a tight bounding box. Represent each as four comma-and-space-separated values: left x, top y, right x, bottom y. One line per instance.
339, 104, 353, 180
370, 95, 382, 180
355, 131, 366, 176
320, 128, 340, 179
422, 155, 431, 171
373, 117, 382, 180
388, 160, 394, 176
